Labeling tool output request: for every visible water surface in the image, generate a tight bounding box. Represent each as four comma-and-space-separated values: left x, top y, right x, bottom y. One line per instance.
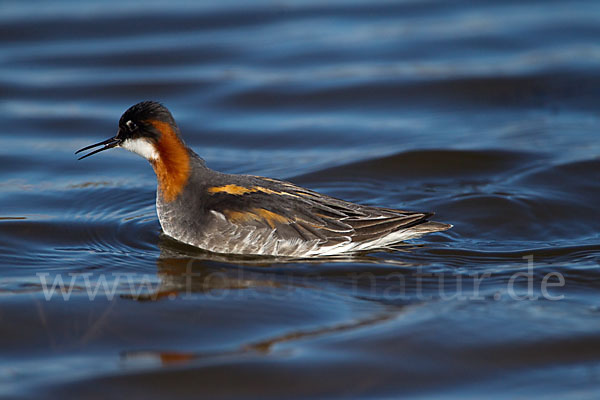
1, 0, 599, 398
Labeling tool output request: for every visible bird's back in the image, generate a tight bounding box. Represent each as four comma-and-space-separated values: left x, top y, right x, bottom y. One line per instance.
156, 152, 451, 257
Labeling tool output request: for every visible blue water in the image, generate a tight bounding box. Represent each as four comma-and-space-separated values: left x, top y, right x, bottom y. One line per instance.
1, 0, 599, 398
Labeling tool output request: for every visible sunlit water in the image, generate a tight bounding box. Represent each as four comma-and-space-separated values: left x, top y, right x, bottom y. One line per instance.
1, 0, 599, 398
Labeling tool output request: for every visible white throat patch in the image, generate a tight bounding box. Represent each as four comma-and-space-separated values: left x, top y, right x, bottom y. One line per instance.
120, 138, 159, 161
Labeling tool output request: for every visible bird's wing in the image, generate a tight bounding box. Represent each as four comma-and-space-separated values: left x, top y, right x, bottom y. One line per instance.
201, 176, 433, 251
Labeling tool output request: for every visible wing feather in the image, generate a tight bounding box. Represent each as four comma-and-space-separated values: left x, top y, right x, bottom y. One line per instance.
200, 175, 443, 254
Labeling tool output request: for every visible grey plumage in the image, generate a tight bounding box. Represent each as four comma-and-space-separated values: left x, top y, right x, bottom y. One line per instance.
157, 151, 451, 257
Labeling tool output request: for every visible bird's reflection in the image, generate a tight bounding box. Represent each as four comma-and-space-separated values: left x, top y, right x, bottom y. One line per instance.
121, 234, 418, 301
119, 235, 425, 367
121, 311, 398, 367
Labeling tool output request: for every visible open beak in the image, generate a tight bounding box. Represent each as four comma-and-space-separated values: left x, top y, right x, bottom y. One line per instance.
75, 137, 122, 160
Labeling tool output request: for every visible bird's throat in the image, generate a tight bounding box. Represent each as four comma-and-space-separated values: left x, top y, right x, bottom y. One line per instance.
148, 120, 190, 202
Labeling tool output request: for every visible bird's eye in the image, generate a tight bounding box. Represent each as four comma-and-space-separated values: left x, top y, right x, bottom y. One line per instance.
126, 120, 137, 131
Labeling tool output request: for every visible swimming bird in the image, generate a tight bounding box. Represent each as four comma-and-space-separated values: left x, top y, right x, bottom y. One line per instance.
76, 101, 451, 257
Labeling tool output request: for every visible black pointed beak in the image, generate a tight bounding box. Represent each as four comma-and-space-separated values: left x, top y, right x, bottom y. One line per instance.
75, 137, 122, 160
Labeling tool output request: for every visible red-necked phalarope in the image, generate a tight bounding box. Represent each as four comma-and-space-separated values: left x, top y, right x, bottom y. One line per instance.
76, 101, 451, 257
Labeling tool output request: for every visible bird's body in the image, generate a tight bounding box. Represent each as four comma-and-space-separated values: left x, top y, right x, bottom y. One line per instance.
77, 101, 451, 257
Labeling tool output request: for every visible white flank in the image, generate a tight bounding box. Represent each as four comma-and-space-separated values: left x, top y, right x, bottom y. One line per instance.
120, 138, 159, 160
309, 229, 426, 256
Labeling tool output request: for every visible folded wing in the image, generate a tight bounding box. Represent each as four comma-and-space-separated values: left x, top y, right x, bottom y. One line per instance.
200, 176, 450, 256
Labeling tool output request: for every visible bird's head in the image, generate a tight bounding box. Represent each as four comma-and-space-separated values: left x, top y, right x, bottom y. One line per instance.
77, 101, 191, 202
76, 101, 179, 161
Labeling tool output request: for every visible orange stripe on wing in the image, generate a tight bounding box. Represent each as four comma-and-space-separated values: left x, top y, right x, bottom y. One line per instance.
224, 209, 260, 223
223, 208, 290, 228
208, 184, 257, 195
208, 185, 300, 198
253, 208, 289, 228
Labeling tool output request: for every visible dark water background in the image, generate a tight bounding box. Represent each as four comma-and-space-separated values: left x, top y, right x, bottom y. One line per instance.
1, 0, 600, 398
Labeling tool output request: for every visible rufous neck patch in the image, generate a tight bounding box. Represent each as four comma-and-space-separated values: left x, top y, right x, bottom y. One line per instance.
148, 120, 190, 202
